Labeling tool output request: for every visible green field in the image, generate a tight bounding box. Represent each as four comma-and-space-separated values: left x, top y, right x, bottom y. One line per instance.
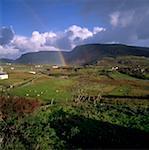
0, 62, 149, 101
0, 57, 149, 149
10, 76, 75, 102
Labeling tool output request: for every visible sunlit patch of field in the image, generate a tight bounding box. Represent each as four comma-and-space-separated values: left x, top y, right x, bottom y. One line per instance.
9, 76, 76, 102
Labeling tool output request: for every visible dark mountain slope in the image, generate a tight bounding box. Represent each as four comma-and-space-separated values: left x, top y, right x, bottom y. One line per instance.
67, 44, 149, 64
15, 51, 69, 65
14, 44, 149, 65
0, 58, 14, 63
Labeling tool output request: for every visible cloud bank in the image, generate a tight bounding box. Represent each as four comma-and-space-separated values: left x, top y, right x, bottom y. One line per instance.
0, 25, 106, 59
83, 0, 149, 45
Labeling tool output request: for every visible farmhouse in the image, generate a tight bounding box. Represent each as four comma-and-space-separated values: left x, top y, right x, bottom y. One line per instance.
0, 72, 8, 80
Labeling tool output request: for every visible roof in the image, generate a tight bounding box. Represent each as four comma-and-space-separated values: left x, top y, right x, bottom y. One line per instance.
0, 72, 8, 75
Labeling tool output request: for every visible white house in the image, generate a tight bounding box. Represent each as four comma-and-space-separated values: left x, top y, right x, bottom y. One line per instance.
111, 66, 119, 71
52, 65, 59, 69
35, 65, 42, 68
0, 72, 8, 80
29, 71, 36, 74
0, 66, 8, 79
11, 67, 15, 70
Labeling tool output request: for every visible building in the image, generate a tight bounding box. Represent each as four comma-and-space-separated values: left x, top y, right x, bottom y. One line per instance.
0, 66, 8, 80
29, 71, 36, 74
35, 65, 42, 68
11, 67, 15, 70
52, 65, 59, 69
0, 72, 8, 80
111, 66, 119, 71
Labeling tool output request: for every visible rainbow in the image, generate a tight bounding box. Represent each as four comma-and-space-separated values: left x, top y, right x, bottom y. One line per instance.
57, 50, 67, 66
22, 0, 67, 66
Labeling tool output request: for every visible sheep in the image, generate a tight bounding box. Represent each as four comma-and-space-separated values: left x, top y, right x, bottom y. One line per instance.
26, 93, 29, 96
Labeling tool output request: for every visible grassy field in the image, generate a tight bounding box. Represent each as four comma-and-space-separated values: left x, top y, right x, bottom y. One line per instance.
10, 76, 75, 102
0, 56, 149, 149
0, 62, 148, 100
108, 71, 138, 80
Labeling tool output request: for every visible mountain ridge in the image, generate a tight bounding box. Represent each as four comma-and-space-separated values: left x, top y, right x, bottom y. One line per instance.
1, 43, 149, 65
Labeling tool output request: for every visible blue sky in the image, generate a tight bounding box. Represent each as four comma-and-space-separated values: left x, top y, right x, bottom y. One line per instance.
1, 0, 104, 36
0, 0, 149, 58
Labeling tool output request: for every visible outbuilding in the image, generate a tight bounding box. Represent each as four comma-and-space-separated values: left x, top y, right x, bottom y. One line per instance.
29, 71, 36, 74
52, 65, 59, 69
0, 72, 8, 80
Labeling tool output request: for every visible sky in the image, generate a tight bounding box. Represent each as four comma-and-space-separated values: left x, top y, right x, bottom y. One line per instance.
0, 0, 149, 59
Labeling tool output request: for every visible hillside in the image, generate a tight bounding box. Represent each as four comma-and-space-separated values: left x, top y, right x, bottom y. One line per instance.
12, 44, 149, 65
0, 58, 14, 64
15, 51, 69, 65
68, 44, 149, 65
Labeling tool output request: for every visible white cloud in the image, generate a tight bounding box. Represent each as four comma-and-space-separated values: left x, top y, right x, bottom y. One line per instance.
13, 35, 36, 52
93, 27, 106, 34
66, 25, 93, 41
0, 45, 20, 59
31, 31, 46, 46
11, 25, 106, 54
13, 31, 58, 53
43, 32, 57, 38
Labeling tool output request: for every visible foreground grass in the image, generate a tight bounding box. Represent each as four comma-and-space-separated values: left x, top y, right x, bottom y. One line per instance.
0, 96, 149, 149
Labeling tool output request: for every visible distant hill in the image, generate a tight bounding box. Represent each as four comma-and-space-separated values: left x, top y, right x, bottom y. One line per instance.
12, 44, 149, 65
15, 51, 69, 65
67, 44, 149, 65
0, 58, 14, 63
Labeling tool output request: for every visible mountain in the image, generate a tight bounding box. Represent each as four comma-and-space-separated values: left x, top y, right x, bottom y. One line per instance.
14, 44, 149, 65
15, 51, 69, 65
0, 58, 14, 64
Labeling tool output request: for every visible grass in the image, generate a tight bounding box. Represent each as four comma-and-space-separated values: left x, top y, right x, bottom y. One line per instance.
10, 76, 76, 102
110, 85, 131, 96
0, 60, 149, 149
2, 65, 147, 99
0, 71, 35, 87
108, 71, 138, 80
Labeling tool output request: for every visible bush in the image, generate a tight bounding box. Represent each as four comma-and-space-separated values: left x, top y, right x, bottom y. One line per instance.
0, 96, 41, 120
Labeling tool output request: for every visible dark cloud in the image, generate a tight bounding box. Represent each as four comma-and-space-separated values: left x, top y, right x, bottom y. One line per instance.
81, 0, 149, 46
55, 34, 72, 50
83, 0, 149, 15
0, 26, 14, 45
